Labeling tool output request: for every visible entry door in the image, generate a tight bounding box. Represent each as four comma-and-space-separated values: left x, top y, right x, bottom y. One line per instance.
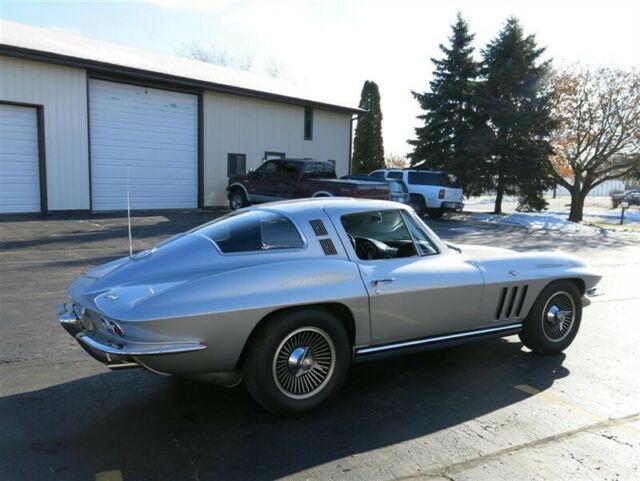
326, 207, 484, 344
89, 79, 198, 211
0, 104, 41, 213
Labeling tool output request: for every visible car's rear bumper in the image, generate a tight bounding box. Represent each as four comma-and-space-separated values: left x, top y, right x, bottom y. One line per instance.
441, 202, 464, 211
57, 303, 206, 370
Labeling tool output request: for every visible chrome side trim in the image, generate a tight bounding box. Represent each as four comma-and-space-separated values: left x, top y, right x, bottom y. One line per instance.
76, 333, 207, 356
586, 287, 605, 297
356, 323, 522, 356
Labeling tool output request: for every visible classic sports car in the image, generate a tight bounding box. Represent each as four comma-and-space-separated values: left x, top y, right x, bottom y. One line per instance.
58, 198, 602, 414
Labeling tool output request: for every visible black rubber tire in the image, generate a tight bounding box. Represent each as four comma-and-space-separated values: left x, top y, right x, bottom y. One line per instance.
519, 280, 582, 354
242, 308, 351, 415
427, 209, 444, 219
229, 189, 247, 210
410, 195, 426, 217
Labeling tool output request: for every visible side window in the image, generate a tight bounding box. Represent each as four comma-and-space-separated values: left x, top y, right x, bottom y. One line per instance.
227, 153, 246, 177
341, 210, 418, 260
304, 106, 313, 140
386, 171, 403, 180
195, 210, 304, 253
281, 161, 299, 181
369, 171, 385, 179
401, 211, 439, 256
255, 160, 279, 177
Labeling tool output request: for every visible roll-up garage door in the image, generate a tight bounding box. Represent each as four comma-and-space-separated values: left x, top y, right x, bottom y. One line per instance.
0, 104, 41, 213
89, 79, 198, 211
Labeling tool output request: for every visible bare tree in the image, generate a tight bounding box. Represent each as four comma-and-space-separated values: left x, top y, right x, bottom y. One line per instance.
385, 153, 408, 169
547, 67, 640, 221
264, 58, 284, 78
177, 40, 254, 71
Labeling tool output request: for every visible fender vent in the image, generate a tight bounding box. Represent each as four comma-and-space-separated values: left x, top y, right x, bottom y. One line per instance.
319, 238, 338, 256
309, 219, 328, 236
496, 285, 530, 320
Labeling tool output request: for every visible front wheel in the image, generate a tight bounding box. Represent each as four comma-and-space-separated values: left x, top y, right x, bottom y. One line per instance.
242, 308, 351, 415
519, 280, 582, 354
229, 189, 248, 210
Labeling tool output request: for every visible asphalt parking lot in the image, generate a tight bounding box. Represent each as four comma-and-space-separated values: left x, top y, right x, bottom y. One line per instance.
1, 210, 639, 481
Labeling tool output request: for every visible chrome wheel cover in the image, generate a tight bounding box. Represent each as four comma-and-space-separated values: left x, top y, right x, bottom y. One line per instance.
542, 291, 576, 342
272, 327, 336, 400
230, 193, 243, 210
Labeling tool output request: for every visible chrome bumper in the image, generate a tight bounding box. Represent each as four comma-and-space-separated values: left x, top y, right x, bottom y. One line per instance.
582, 287, 605, 307
57, 303, 206, 369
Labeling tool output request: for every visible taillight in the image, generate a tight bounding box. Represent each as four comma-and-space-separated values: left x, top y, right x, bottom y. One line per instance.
438, 189, 445, 199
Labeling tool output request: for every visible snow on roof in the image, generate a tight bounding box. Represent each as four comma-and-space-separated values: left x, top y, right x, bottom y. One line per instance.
0, 20, 361, 113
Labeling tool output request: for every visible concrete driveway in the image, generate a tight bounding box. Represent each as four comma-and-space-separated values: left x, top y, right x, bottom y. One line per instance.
1, 211, 638, 481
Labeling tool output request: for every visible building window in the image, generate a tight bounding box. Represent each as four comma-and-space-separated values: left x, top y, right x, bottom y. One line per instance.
264, 151, 285, 161
227, 153, 246, 177
304, 106, 313, 140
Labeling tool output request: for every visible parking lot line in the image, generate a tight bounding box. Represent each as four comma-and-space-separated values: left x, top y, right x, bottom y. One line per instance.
94, 470, 123, 481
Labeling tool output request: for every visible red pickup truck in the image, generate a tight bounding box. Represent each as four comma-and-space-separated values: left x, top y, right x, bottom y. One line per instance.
226, 158, 390, 210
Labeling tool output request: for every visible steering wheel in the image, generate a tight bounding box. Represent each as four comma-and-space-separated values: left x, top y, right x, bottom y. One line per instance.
355, 238, 378, 260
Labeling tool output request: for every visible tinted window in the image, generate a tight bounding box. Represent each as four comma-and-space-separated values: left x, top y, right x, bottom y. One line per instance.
255, 161, 279, 177
386, 171, 403, 180
369, 171, 385, 179
194, 211, 303, 253
407, 171, 453, 186
303, 162, 335, 179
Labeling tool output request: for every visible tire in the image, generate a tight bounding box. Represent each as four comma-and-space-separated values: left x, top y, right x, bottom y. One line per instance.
427, 209, 444, 219
410, 195, 426, 217
519, 280, 582, 354
242, 308, 351, 415
229, 189, 248, 210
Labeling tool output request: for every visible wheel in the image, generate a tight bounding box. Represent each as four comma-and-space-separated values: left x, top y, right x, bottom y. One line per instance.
410, 195, 426, 217
519, 280, 582, 354
242, 308, 351, 415
427, 209, 444, 219
229, 189, 247, 210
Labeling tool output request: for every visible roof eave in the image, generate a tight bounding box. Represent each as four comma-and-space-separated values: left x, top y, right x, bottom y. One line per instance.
0, 44, 365, 115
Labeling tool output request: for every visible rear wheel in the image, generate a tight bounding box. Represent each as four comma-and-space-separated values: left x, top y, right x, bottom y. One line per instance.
427, 209, 444, 219
242, 308, 351, 415
519, 280, 582, 354
229, 189, 247, 210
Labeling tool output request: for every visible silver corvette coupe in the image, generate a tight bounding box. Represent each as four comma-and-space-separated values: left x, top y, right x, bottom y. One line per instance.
58, 198, 602, 414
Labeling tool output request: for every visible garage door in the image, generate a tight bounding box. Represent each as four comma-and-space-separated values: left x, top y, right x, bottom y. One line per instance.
0, 104, 41, 213
89, 79, 198, 211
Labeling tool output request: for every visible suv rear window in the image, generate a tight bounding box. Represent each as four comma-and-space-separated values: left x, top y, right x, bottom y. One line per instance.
194, 211, 304, 253
407, 171, 454, 186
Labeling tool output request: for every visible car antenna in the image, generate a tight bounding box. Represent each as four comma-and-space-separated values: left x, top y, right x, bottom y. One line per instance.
127, 164, 133, 258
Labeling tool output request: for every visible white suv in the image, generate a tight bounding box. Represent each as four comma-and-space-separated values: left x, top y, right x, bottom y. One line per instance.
369, 169, 464, 218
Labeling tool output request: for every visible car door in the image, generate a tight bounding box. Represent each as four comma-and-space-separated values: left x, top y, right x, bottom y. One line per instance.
326, 207, 485, 344
248, 160, 280, 202
276, 161, 300, 200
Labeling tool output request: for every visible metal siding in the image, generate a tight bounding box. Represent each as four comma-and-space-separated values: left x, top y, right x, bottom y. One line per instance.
89, 79, 198, 211
202, 91, 351, 207
0, 104, 40, 212
0, 55, 89, 210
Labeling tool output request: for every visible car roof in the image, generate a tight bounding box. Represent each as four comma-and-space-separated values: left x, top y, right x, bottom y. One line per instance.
244, 197, 411, 217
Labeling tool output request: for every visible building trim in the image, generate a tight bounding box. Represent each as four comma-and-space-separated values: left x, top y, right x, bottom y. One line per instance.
197, 93, 204, 209
0, 45, 363, 115
0, 100, 48, 214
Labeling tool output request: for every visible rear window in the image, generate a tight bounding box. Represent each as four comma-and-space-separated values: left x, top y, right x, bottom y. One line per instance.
193, 211, 304, 253
386, 171, 403, 180
304, 162, 336, 179
407, 171, 455, 186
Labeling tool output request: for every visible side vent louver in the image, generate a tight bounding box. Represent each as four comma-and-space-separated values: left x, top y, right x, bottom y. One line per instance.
309, 219, 328, 236
319, 238, 338, 256
495, 285, 529, 320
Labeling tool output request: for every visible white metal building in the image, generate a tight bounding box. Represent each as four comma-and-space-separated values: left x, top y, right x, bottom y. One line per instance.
0, 20, 359, 214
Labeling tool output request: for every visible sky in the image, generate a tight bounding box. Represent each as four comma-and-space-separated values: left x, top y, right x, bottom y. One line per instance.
1, 0, 638, 157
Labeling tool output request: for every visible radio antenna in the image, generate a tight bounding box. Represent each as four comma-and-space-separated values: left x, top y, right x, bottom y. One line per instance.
126, 165, 133, 258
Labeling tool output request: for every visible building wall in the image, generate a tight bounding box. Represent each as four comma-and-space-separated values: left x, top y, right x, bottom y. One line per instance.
202, 90, 351, 207
0, 55, 89, 210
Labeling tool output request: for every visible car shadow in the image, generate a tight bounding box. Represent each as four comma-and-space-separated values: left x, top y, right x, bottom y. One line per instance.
0, 338, 568, 481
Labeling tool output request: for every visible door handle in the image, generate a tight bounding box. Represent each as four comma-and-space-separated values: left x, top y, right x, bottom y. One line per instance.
371, 278, 395, 287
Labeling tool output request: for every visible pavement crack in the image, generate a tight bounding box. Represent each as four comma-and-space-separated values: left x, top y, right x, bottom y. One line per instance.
172, 435, 201, 481
397, 412, 640, 480
97, 373, 112, 415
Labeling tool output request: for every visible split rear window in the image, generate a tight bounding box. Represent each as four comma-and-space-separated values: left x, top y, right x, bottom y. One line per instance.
193, 211, 304, 253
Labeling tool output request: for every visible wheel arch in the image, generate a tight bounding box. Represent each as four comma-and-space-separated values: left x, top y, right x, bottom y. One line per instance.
228, 182, 249, 199
237, 302, 356, 368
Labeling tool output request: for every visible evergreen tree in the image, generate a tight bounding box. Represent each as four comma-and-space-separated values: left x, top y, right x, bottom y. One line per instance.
352, 81, 385, 174
408, 13, 488, 195
479, 17, 555, 213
